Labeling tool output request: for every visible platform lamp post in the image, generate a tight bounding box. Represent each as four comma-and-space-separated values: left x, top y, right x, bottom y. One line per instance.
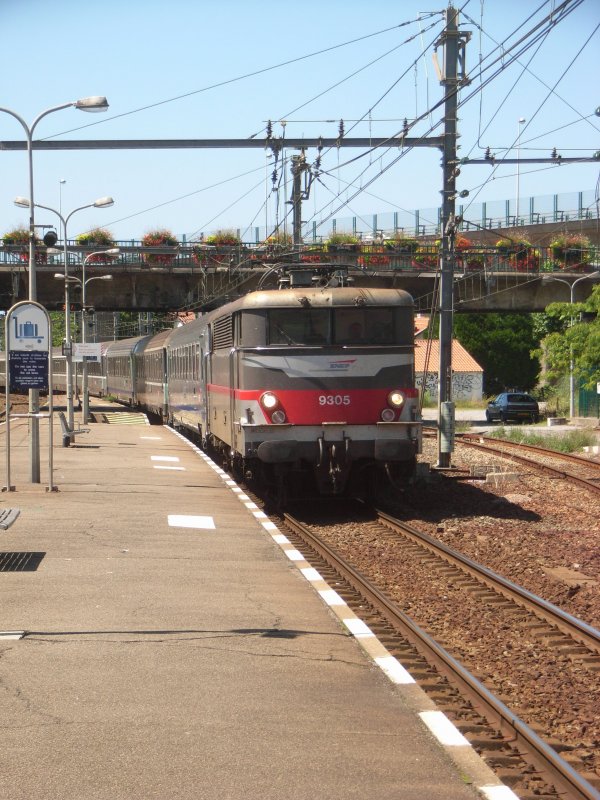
0, 96, 109, 483
516, 117, 526, 225
543, 271, 600, 418
55, 254, 117, 424
59, 179, 66, 219
15, 196, 115, 438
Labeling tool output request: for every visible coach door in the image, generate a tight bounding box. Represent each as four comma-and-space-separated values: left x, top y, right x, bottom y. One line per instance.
199, 328, 210, 439
229, 313, 239, 451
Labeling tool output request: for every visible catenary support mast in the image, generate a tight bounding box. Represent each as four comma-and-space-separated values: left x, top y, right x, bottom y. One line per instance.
436, 6, 470, 468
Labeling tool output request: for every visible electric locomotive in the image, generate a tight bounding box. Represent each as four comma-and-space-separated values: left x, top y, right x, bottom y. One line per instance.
166, 274, 422, 496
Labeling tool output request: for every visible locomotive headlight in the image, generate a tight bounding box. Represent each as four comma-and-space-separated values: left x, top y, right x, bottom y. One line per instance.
260, 392, 279, 410
381, 408, 396, 422
387, 390, 405, 408
271, 409, 287, 424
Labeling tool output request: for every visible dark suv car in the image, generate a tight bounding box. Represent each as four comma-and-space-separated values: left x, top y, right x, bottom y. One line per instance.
485, 392, 540, 424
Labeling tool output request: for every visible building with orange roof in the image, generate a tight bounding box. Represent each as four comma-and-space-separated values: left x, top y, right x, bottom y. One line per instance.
415, 329, 484, 402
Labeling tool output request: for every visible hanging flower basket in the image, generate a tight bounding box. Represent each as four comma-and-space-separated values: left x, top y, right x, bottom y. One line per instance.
205, 229, 241, 256
264, 232, 292, 254
142, 229, 178, 265
326, 233, 360, 252
358, 254, 391, 267
384, 236, 419, 254
2, 228, 46, 264
550, 234, 592, 270
413, 244, 439, 269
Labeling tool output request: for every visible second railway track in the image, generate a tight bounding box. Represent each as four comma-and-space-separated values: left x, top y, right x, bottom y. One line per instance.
454, 432, 600, 495
279, 504, 600, 800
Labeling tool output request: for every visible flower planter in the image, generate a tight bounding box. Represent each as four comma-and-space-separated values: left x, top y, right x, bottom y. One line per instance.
143, 252, 176, 266
358, 255, 390, 267
142, 230, 178, 267
84, 252, 118, 264
14, 249, 47, 265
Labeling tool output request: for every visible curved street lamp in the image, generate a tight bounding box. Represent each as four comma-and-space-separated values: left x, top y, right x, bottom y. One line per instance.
53, 250, 118, 424
15, 196, 115, 436
543, 271, 600, 417
0, 96, 109, 482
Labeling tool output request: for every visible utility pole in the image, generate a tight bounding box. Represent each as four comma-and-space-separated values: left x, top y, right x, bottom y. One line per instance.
436, 5, 470, 468
289, 152, 311, 259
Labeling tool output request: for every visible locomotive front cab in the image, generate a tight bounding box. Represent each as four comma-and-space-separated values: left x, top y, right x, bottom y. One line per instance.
219, 288, 422, 495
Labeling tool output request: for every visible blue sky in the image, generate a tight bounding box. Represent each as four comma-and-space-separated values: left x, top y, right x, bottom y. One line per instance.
1, 0, 598, 242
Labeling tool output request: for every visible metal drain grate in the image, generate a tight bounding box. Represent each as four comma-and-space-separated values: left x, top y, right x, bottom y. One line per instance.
0, 552, 45, 572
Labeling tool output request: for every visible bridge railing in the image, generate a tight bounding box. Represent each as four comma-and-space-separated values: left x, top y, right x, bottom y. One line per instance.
1, 242, 598, 277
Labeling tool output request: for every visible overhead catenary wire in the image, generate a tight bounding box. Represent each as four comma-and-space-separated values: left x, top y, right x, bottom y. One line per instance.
88, 160, 276, 237
62, 1, 595, 242
457, 16, 600, 222
299, 0, 592, 237
256, 16, 443, 141
43, 18, 442, 140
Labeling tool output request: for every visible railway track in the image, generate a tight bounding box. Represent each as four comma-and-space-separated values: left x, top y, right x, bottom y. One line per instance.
281, 508, 600, 800
454, 432, 600, 495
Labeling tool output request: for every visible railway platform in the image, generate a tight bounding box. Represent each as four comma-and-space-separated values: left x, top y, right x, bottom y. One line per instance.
0, 402, 510, 800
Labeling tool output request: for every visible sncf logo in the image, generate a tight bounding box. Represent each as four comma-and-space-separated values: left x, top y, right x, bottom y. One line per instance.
329, 359, 356, 370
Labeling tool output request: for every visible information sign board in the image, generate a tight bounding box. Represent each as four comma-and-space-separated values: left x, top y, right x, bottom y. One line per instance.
7, 303, 49, 352
9, 351, 49, 391
73, 343, 102, 363
6, 302, 50, 392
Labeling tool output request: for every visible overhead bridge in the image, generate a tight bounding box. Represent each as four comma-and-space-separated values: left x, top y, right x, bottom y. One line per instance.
0, 237, 598, 313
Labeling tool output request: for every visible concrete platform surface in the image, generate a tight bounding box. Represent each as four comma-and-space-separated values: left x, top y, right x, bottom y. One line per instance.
0, 407, 507, 800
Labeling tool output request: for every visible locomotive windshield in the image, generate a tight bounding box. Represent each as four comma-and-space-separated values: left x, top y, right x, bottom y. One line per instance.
267, 307, 401, 346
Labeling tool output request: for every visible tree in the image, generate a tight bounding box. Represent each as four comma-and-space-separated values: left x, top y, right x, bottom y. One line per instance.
453, 313, 540, 395
537, 284, 600, 391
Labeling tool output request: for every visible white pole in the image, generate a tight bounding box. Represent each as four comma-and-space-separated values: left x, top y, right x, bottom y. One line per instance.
0, 100, 105, 482
516, 117, 526, 225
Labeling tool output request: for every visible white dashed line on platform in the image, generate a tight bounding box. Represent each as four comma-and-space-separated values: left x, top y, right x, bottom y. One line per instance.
168, 515, 215, 529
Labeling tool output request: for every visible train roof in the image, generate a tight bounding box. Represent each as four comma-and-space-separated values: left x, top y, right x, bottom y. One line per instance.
221, 287, 415, 312
105, 335, 152, 357
135, 328, 174, 353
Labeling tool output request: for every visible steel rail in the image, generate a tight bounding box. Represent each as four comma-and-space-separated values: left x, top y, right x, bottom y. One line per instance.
376, 510, 600, 654
455, 436, 600, 495
459, 432, 600, 474
283, 512, 600, 800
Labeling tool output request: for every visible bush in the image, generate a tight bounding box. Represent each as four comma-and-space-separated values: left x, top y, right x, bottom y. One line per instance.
489, 427, 596, 453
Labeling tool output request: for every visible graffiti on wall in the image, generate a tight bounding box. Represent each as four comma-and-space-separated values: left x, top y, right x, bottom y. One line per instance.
416, 371, 482, 401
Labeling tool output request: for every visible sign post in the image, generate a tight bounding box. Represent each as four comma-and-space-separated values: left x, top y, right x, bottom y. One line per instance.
4, 301, 55, 491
